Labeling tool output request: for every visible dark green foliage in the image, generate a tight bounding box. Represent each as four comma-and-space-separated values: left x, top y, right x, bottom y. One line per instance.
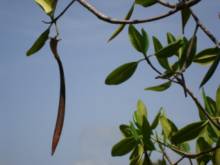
171, 121, 208, 144
108, 4, 135, 42
26, 28, 50, 56
105, 62, 138, 85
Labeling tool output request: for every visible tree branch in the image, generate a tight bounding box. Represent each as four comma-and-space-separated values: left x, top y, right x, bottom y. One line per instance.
77, 0, 201, 24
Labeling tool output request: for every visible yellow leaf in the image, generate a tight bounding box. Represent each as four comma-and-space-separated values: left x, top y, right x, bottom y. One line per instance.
35, 0, 57, 15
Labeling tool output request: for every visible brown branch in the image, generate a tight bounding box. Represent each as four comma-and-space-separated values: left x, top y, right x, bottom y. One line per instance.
190, 9, 220, 47
77, 0, 201, 24
155, 0, 176, 8
154, 138, 220, 159
173, 156, 185, 165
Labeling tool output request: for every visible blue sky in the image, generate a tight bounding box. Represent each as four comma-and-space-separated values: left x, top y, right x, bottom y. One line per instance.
0, 0, 220, 164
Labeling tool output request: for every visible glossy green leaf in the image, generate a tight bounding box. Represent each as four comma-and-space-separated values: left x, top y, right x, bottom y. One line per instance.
26, 28, 50, 56
141, 29, 149, 54
35, 0, 57, 16
119, 124, 132, 137
178, 37, 189, 68
105, 62, 138, 85
152, 36, 170, 70
185, 35, 197, 68
135, 0, 157, 7
128, 25, 144, 53
216, 85, 220, 116
108, 4, 135, 42
181, 7, 191, 33
202, 87, 216, 116
112, 137, 137, 156
160, 113, 177, 139
145, 81, 171, 92
151, 108, 162, 129
167, 32, 176, 44
156, 39, 183, 58
193, 48, 219, 65
171, 121, 208, 144
200, 55, 220, 87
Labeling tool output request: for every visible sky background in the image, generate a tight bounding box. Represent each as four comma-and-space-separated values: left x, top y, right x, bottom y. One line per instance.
0, 0, 220, 165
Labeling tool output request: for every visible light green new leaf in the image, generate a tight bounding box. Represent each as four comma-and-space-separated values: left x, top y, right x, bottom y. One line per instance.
152, 36, 170, 70
160, 113, 178, 139
171, 121, 208, 144
167, 32, 176, 44
216, 85, 220, 116
145, 81, 171, 92
135, 0, 157, 7
26, 28, 50, 56
181, 7, 191, 33
35, 0, 57, 16
213, 139, 220, 165
111, 137, 137, 156
108, 4, 135, 42
137, 99, 147, 119
193, 47, 219, 65
156, 39, 183, 58
105, 62, 138, 85
200, 55, 220, 87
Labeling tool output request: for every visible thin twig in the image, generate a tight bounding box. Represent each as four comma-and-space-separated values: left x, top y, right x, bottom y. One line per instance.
173, 156, 185, 165
77, 0, 201, 24
155, 0, 176, 8
153, 138, 220, 159
190, 9, 220, 47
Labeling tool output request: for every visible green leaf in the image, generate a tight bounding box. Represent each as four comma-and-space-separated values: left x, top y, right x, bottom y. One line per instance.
151, 108, 162, 129
200, 55, 220, 87
141, 29, 149, 54
152, 36, 170, 70
178, 142, 190, 152
193, 48, 219, 65
171, 121, 208, 144
216, 85, 220, 116
135, 0, 157, 7
202, 89, 216, 116
160, 113, 177, 139
156, 39, 183, 58
213, 139, 220, 165
26, 28, 50, 56
119, 124, 132, 137
178, 37, 189, 68
134, 100, 148, 128
129, 145, 144, 165
108, 4, 135, 42
128, 25, 148, 54
167, 32, 176, 44
181, 7, 191, 33
105, 62, 138, 85
112, 137, 137, 156
185, 35, 197, 68
128, 25, 143, 53
145, 81, 171, 92
196, 137, 212, 165
35, 0, 57, 16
